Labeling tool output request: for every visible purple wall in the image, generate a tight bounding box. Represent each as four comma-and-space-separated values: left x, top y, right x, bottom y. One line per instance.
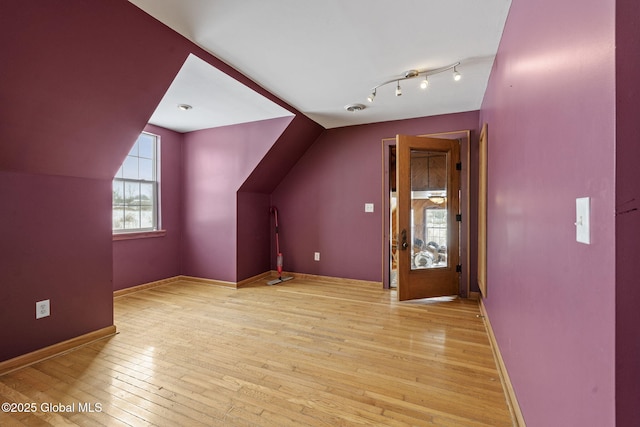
0, 1, 192, 363
237, 192, 272, 280
479, 0, 616, 425
271, 112, 479, 282
0, 171, 113, 361
615, 0, 640, 424
181, 118, 294, 282
112, 125, 183, 291
0, 2, 189, 180
240, 115, 324, 193
0, 1, 318, 362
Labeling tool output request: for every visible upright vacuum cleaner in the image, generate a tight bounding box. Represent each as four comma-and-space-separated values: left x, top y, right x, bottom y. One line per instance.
267, 207, 294, 285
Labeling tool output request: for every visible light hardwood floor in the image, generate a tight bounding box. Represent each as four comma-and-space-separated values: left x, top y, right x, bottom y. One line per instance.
0, 278, 514, 426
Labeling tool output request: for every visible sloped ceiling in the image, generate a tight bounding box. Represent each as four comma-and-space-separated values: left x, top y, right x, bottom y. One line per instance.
149, 54, 293, 133
129, 0, 512, 129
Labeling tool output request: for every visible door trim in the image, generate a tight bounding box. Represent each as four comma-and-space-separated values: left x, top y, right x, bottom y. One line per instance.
382, 130, 471, 297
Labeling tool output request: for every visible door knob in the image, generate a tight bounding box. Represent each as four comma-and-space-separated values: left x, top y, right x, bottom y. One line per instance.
400, 229, 408, 250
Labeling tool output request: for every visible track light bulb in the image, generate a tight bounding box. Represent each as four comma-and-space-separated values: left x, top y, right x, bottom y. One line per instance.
420, 76, 429, 89
453, 66, 461, 81
395, 81, 402, 97
367, 90, 376, 103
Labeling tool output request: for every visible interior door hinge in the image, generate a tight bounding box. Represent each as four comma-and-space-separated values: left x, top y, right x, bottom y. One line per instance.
456, 162, 462, 171
456, 214, 462, 222
456, 264, 462, 273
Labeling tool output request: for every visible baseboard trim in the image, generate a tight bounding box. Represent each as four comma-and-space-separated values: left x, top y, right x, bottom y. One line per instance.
113, 273, 273, 295
479, 299, 526, 426
280, 271, 382, 287
237, 271, 273, 288
468, 291, 481, 300
114, 276, 182, 297
0, 325, 117, 377
113, 271, 384, 296
179, 275, 237, 288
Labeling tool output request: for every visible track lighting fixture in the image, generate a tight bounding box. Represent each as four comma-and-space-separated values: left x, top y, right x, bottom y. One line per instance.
366, 62, 460, 102
453, 66, 461, 81
367, 89, 376, 103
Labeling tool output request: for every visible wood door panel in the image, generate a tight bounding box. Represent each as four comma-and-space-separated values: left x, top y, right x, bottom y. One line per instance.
397, 135, 460, 301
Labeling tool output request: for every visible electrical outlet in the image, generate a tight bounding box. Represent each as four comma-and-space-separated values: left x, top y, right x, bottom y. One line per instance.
36, 299, 50, 319
314, 252, 320, 261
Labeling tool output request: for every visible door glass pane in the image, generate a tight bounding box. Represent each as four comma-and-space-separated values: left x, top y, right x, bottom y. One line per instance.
410, 150, 448, 270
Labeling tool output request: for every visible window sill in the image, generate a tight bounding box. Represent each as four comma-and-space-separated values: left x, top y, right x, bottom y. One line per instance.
113, 230, 167, 241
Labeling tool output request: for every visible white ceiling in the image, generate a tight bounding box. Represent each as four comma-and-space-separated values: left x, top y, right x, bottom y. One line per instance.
148, 54, 293, 133
131, 0, 512, 131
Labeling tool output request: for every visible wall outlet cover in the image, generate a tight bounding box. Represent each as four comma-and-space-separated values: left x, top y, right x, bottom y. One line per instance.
36, 299, 50, 319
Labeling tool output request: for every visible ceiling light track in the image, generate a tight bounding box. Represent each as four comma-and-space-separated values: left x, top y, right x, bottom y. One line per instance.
367, 62, 461, 102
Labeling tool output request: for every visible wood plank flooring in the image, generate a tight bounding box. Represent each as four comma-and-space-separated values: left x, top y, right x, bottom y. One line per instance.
0, 278, 514, 426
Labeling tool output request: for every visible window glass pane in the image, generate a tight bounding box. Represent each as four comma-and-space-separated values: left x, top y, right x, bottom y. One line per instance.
122, 156, 138, 180
124, 181, 140, 205
128, 139, 139, 157
124, 208, 140, 229
138, 134, 155, 159
140, 206, 154, 229
112, 180, 124, 206
114, 165, 123, 179
139, 158, 153, 181
140, 183, 154, 206
112, 207, 124, 229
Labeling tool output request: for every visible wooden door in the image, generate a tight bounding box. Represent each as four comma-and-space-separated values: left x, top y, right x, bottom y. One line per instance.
396, 135, 460, 301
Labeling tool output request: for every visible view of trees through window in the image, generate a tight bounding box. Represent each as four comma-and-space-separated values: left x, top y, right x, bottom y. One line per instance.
112, 132, 158, 232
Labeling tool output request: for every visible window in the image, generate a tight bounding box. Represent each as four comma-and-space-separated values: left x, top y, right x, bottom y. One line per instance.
425, 208, 447, 247
112, 132, 159, 233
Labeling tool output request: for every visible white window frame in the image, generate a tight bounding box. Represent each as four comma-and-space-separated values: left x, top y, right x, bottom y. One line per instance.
112, 132, 160, 234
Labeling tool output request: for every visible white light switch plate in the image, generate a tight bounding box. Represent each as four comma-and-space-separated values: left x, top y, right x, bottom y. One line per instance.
576, 197, 590, 244
365, 203, 374, 213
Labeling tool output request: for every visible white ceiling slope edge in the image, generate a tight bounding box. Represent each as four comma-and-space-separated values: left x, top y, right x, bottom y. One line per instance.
131, 0, 512, 130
